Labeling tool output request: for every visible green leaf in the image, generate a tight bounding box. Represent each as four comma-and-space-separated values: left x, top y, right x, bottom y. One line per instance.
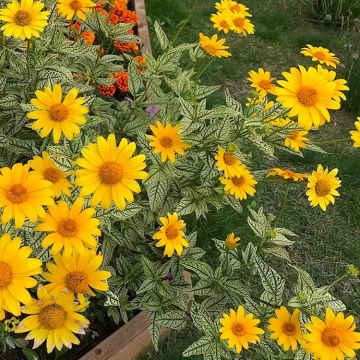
181, 258, 214, 278
183, 336, 213, 357
157, 310, 188, 330
148, 312, 160, 351
137, 278, 156, 294
128, 60, 143, 96
145, 175, 170, 212
22, 348, 39, 360
154, 21, 170, 50
141, 255, 157, 278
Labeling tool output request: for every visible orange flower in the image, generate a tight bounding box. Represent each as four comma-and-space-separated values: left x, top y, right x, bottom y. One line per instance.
108, 13, 119, 25
98, 84, 116, 97
114, 40, 138, 53
120, 9, 138, 24
135, 55, 146, 72
98, 47, 106, 57
113, 0, 127, 14
80, 31, 95, 45
71, 21, 81, 33
113, 72, 129, 92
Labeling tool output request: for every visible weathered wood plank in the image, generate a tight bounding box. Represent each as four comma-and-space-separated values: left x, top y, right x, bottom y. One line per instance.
134, 0, 153, 55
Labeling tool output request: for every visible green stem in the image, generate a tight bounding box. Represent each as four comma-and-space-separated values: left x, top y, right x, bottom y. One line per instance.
196, 58, 214, 81
324, 273, 348, 292
275, 183, 290, 225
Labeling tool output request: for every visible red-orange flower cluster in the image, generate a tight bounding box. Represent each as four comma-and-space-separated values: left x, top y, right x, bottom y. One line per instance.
98, 84, 116, 97
80, 31, 95, 45
120, 9, 138, 24
113, 72, 129, 93
135, 55, 146, 72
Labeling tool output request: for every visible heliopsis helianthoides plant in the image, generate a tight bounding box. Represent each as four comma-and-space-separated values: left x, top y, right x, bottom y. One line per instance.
301, 44, 340, 68
0, 0, 358, 357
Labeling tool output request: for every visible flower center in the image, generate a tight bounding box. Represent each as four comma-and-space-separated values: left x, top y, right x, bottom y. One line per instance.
290, 130, 300, 140
99, 161, 123, 185
49, 104, 68, 122
314, 51, 326, 60
220, 20, 229, 28
231, 4, 242, 12
0, 262, 13, 288
57, 219, 78, 237
166, 225, 179, 240
315, 179, 331, 197
70, 0, 82, 10
160, 136, 174, 149
282, 322, 296, 336
66, 271, 88, 293
297, 87, 317, 106
38, 304, 67, 330
204, 44, 217, 55
233, 17, 245, 27
258, 79, 272, 90
6, 184, 27, 204
232, 323, 245, 337
321, 328, 341, 347
232, 176, 245, 187
43, 167, 62, 183
14, 10, 31, 26
223, 152, 236, 165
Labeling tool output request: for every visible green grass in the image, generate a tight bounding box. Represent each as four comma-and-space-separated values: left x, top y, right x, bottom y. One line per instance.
142, 0, 360, 358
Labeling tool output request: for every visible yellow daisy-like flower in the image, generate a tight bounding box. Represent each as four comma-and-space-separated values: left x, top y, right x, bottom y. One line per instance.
303, 308, 360, 360
306, 164, 341, 211
147, 121, 190, 163
27, 84, 88, 144
15, 286, 90, 353
75, 134, 148, 210
153, 213, 189, 257
57, 0, 95, 21
276, 66, 343, 130
266, 168, 309, 182
199, 33, 231, 58
0, 163, 54, 228
225, 233, 240, 250
36, 197, 101, 256
350, 118, 360, 148
215, 0, 251, 17
247, 68, 277, 98
270, 117, 294, 128
28, 151, 72, 197
210, 11, 232, 33
219, 165, 257, 200
219, 306, 264, 353
215, 147, 243, 178
284, 130, 309, 152
301, 44, 340, 68
43, 248, 111, 304
228, 12, 255, 35
268, 306, 303, 351
0, 234, 42, 320
0, 0, 49, 40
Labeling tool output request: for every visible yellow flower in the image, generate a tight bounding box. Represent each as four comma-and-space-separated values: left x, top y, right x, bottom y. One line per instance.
306, 164, 341, 211
219, 306, 264, 353
219, 165, 257, 200
284, 130, 309, 152
27, 84, 88, 144
0, 234, 42, 320
215, 147, 243, 178
276, 66, 344, 130
210, 11, 232, 33
147, 121, 190, 163
43, 248, 111, 304
199, 33, 231, 58
153, 213, 189, 257
301, 44, 340, 68
271, 117, 294, 128
36, 197, 101, 256
15, 286, 90, 353
0, 163, 54, 228
268, 307, 303, 351
228, 12, 255, 35
303, 308, 360, 360
266, 168, 309, 182
0, 0, 49, 40
350, 118, 360, 148
28, 151, 72, 197
247, 68, 277, 98
57, 0, 95, 21
317, 65, 349, 102
75, 134, 148, 210
225, 233, 240, 249
215, 0, 251, 17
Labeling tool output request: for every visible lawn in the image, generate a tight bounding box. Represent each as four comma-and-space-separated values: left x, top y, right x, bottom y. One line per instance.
141, 0, 360, 358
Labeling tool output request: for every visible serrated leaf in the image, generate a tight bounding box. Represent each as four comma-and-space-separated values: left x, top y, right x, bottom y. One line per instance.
183, 336, 213, 357
157, 310, 187, 330
154, 21, 170, 50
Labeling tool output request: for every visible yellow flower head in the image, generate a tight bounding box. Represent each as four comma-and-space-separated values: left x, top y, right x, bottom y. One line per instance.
303, 308, 360, 360
57, 0, 95, 21
0, 234, 42, 320
0, 0, 49, 40
215, 147, 243, 178
0, 163, 54, 228
43, 248, 111, 304
210, 11, 232, 33
15, 286, 90, 353
220, 164, 257, 200
306, 164, 341, 211
266, 168, 309, 182
153, 213, 189, 257
268, 306, 303, 351
75, 134, 148, 210
270, 117, 294, 128
284, 130, 309, 152
225, 233, 240, 249
28, 151, 72, 197
228, 12, 255, 35
276, 66, 343, 130
27, 84, 88, 144
215, 0, 251, 17
147, 121, 190, 163
301, 44, 340, 68
219, 306, 264, 353
317, 65, 349, 102
247, 68, 277, 98
36, 197, 101, 256
199, 33, 231, 58
350, 118, 360, 148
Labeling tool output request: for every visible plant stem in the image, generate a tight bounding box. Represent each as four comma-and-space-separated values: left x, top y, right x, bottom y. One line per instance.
275, 183, 290, 225
196, 58, 214, 81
